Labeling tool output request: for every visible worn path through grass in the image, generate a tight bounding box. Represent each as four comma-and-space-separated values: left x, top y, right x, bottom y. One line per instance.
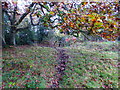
59, 41, 118, 88
50, 48, 69, 88
2, 41, 119, 88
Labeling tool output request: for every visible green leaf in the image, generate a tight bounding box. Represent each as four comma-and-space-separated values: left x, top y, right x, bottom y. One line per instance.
94, 22, 103, 26
59, 11, 64, 14
9, 82, 13, 85
57, 14, 61, 16
43, 17, 49, 21
43, 5, 49, 10
49, 11, 54, 15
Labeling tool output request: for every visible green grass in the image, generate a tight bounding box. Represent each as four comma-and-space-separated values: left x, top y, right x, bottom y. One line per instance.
2, 41, 119, 88
60, 41, 118, 88
2, 46, 58, 88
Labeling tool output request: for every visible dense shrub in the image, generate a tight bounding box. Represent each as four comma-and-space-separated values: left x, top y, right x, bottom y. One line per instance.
16, 29, 34, 45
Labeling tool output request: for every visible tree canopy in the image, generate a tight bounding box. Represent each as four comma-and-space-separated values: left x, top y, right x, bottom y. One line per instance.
30, 2, 119, 41
2, 1, 119, 44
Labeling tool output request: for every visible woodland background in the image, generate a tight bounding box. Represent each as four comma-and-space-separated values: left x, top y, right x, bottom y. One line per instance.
2, 0, 119, 88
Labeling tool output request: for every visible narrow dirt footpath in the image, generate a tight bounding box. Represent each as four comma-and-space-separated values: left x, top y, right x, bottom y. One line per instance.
50, 48, 69, 88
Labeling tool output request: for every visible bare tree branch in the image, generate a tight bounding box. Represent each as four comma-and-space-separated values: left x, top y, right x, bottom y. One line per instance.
11, 6, 17, 25
30, 3, 41, 26
14, 3, 35, 26
16, 26, 29, 32
39, 3, 50, 12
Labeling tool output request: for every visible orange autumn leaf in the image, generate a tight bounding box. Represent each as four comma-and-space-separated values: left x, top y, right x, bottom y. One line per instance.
91, 19, 96, 22
108, 29, 113, 31
49, 11, 55, 15
102, 32, 107, 35
63, 17, 67, 21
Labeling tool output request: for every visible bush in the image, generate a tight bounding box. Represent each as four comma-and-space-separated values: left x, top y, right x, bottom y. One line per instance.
16, 29, 34, 45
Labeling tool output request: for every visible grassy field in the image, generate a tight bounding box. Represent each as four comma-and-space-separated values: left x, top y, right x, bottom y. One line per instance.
2, 41, 119, 88
2, 46, 58, 88
60, 41, 119, 88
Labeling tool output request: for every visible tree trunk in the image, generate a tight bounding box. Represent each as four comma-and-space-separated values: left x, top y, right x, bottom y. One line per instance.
10, 26, 17, 46
1, 36, 6, 45
9, 32, 16, 46
2, 11, 6, 47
